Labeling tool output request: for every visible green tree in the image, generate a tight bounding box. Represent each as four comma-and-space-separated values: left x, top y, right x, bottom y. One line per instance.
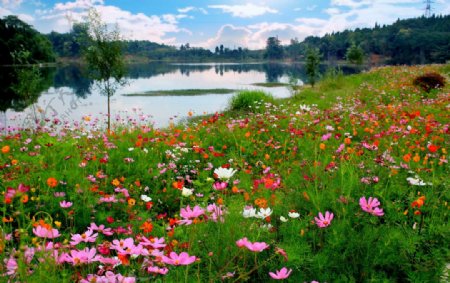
265, 37, 284, 60
305, 47, 321, 87
82, 9, 126, 131
346, 42, 364, 65
0, 15, 54, 65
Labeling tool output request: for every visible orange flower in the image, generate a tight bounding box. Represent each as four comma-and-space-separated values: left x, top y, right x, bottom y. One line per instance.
254, 197, 268, 208
47, 177, 58, 188
245, 132, 251, 138
21, 195, 29, 204
412, 196, 426, 208
403, 153, 412, 163
111, 178, 120, 187
2, 216, 13, 223
11, 159, 18, 166
344, 138, 352, 145
140, 221, 153, 233
127, 198, 136, 206
319, 143, 326, 150
413, 154, 420, 163
1, 145, 10, 154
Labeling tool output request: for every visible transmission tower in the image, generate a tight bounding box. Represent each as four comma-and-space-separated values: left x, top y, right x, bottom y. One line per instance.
424, 0, 433, 17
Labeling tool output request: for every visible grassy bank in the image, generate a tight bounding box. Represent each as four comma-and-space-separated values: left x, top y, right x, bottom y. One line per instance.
0, 64, 449, 282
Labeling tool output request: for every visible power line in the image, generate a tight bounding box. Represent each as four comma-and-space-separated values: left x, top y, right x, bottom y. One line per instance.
424, 0, 433, 18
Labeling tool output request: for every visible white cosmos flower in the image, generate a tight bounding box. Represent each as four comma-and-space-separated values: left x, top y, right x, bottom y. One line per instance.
181, 187, 193, 197
214, 167, 237, 180
288, 212, 300, 218
140, 195, 152, 202
407, 176, 431, 186
242, 206, 256, 218
256, 207, 273, 219
280, 216, 288, 222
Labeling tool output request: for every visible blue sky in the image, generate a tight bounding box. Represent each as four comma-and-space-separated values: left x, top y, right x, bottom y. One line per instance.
1, 0, 449, 49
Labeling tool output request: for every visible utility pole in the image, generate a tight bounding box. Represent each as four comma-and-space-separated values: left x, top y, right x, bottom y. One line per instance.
424, 0, 433, 18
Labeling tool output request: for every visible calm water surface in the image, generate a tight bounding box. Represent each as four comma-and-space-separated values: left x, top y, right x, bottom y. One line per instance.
0, 62, 356, 129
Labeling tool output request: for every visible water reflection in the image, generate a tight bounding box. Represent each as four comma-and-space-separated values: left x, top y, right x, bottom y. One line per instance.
1, 62, 360, 129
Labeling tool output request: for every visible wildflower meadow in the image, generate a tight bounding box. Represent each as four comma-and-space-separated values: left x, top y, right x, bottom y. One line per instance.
1, 65, 449, 282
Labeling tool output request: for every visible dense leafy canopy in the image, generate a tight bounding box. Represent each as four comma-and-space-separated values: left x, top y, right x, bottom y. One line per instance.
0, 16, 55, 65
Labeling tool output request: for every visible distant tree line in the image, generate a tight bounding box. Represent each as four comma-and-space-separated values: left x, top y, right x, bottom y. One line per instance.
1, 14, 449, 66
284, 15, 450, 65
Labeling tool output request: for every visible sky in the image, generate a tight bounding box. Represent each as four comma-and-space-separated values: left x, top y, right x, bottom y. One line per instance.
1, 0, 449, 50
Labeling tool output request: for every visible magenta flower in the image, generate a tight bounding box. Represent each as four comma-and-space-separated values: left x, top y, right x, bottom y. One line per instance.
161, 251, 197, 266
33, 226, 60, 238
59, 200, 73, 208
179, 205, 205, 225
66, 247, 98, 265
70, 229, 98, 245
236, 238, 269, 252
236, 237, 250, 248
359, 196, 384, 216
269, 267, 292, 280
213, 181, 228, 190
314, 211, 334, 228
89, 223, 114, 236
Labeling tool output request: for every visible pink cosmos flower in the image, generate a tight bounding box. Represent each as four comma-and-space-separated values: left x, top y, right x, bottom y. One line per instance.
245, 241, 270, 252
314, 211, 334, 228
59, 200, 73, 208
207, 203, 224, 222
111, 238, 135, 251
147, 266, 169, 275
89, 223, 114, 236
70, 229, 98, 245
66, 247, 98, 265
178, 205, 205, 225
33, 226, 60, 238
5, 257, 18, 275
236, 237, 250, 248
139, 236, 166, 249
161, 251, 197, 266
213, 181, 228, 190
269, 267, 292, 280
236, 238, 269, 252
359, 196, 384, 217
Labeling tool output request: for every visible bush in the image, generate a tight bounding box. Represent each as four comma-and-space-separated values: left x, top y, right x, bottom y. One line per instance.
413, 72, 446, 93
229, 90, 275, 112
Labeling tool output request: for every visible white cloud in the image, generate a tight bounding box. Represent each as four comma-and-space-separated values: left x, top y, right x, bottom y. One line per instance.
54, 0, 103, 11
178, 6, 194, 13
208, 4, 278, 18
200, 24, 252, 49
1, 0, 22, 8
177, 6, 208, 15
0, 6, 34, 22
306, 5, 317, 11
200, 22, 320, 50
30, 0, 187, 44
324, 8, 341, 15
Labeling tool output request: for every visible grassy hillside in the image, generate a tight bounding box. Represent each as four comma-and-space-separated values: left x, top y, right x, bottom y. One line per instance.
0, 64, 449, 282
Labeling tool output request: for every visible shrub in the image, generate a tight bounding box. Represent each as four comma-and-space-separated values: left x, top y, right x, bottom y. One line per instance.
413, 72, 446, 93
229, 90, 275, 112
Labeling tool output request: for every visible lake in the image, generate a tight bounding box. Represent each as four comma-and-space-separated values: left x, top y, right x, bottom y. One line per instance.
0, 62, 357, 130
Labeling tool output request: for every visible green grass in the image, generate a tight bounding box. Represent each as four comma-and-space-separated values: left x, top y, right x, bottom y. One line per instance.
228, 90, 276, 112
1, 64, 449, 283
123, 88, 236, 96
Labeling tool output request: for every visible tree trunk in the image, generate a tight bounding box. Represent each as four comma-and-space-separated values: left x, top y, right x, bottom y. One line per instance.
107, 94, 110, 132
